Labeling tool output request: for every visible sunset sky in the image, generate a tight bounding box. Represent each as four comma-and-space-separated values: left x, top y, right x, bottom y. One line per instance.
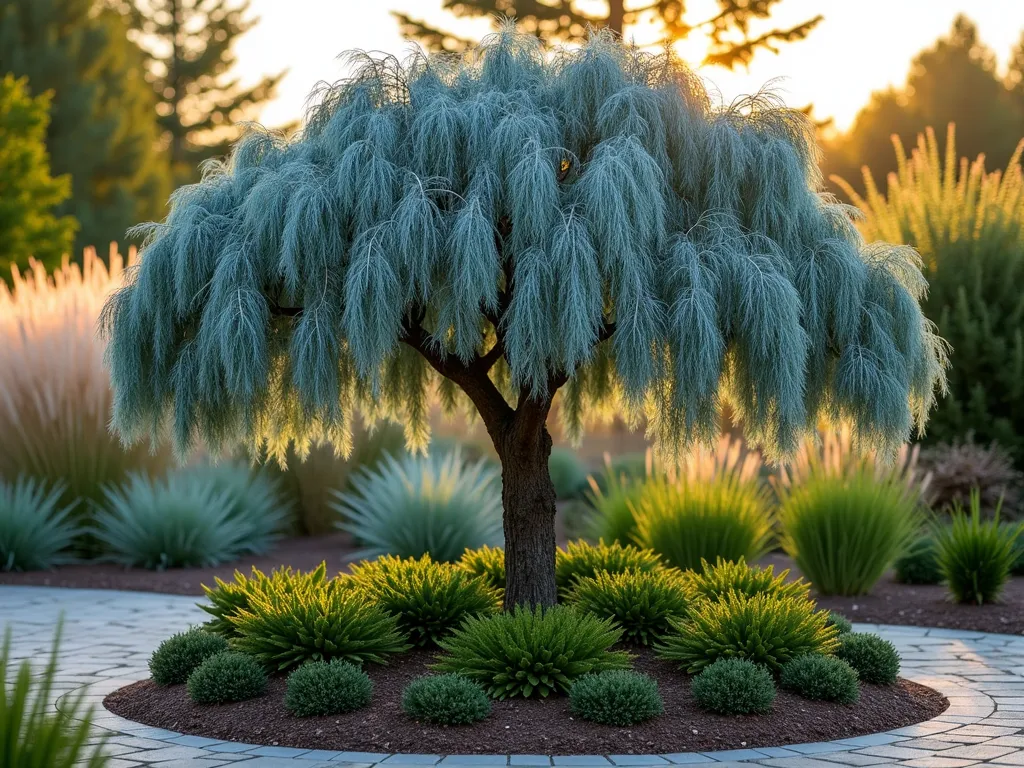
234, 0, 1024, 133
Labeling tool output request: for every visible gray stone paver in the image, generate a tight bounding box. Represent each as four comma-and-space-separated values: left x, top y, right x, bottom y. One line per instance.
1, 586, 1022, 768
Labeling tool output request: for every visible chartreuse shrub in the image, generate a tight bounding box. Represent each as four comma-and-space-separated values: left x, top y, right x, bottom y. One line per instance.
780, 655, 859, 703
93, 463, 289, 570
555, 539, 662, 595
566, 569, 689, 645
402, 674, 491, 725
569, 670, 663, 725
100, 26, 946, 611
549, 447, 590, 500
230, 579, 409, 671
149, 628, 228, 685
332, 450, 503, 563
691, 659, 776, 715
826, 611, 853, 635
776, 430, 924, 595
351, 554, 500, 646
685, 557, 809, 603
633, 438, 773, 572
0, 478, 80, 571
187, 651, 267, 704
933, 492, 1023, 605
435, 605, 630, 698
201, 562, 336, 638
459, 545, 506, 590
836, 633, 900, 685
657, 593, 839, 673
894, 531, 943, 585
285, 660, 373, 716
1, 624, 109, 767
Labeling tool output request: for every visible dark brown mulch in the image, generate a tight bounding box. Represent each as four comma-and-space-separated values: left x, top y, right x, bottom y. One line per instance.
104, 648, 947, 755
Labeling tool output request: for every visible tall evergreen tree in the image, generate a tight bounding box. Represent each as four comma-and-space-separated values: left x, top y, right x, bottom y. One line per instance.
102, 28, 946, 607
395, 0, 821, 68
106, 0, 287, 184
0, 75, 77, 275
824, 16, 1024, 196
0, 0, 171, 255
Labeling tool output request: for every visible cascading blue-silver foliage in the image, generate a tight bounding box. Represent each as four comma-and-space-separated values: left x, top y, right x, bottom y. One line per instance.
102, 24, 947, 463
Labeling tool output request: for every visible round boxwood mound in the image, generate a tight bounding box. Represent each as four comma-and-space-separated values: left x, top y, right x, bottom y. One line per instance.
825, 611, 853, 636
836, 633, 901, 685
780, 654, 860, 703
285, 659, 373, 717
149, 628, 228, 686
569, 670, 664, 726
402, 674, 491, 725
187, 651, 267, 705
691, 658, 776, 715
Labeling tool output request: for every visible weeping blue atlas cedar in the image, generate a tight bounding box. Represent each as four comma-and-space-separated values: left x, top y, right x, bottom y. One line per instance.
101, 24, 947, 466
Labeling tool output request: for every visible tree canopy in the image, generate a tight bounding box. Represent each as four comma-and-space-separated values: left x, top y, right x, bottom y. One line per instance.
102, 27, 947, 471
395, 0, 821, 70
0, 74, 77, 275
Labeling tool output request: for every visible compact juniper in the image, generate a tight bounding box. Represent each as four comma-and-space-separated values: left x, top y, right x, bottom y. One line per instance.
101, 24, 946, 607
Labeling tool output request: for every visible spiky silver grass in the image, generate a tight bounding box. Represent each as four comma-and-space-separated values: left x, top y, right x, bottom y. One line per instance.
101, 25, 947, 464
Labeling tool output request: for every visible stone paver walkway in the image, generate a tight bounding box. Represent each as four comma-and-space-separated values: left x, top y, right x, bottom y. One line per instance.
2, 585, 1023, 768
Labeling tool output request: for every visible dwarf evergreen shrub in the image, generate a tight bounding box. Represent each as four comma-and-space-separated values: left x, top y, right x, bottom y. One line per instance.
434, 604, 630, 698
894, 532, 943, 585
284, 659, 373, 716
459, 544, 506, 590
569, 670, 663, 725
187, 651, 267, 704
555, 539, 662, 595
825, 611, 853, 635
685, 557, 809, 603
351, 554, 500, 646
836, 633, 900, 685
691, 659, 775, 715
780, 654, 859, 703
657, 593, 838, 673
149, 628, 228, 686
566, 568, 689, 645
402, 674, 491, 725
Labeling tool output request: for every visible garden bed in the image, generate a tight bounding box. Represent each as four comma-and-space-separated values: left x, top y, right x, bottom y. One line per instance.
104, 647, 946, 755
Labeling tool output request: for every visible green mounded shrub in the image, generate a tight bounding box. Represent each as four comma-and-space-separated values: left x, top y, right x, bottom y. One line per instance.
149, 628, 228, 686
285, 659, 373, 717
632, 442, 773, 572
555, 539, 662, 595
351, 554, 500, 646
566, 568, 689, 645
434, 604, 631, 699
331, 450, 503, 563
187, 651, 267, 704
1, 624, 109, 767
780, 655, 860, 704
459, 545, 506, 590
685, 557, 809, 604
549, 447, 590, 500
826, 611, 853, 635
230, 581, 409, 671
691, 658, 776, 715
894, 532, 943, 585
836, 633, 900, 685
402, 674, 492, 725
200, 562, 337, 638
93, 464, 289, 570
0, 477, 80, 571
657, 593, 839, 673
837, 127, 1024, 466
933, 492, 1022, 605
584, 456, 648, 545
776, 431, 923, 596
569, 670, 664, 725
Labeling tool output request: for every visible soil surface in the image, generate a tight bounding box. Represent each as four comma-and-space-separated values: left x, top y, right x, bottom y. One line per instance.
4, 542, 1021, 636
104, 648, 947, 755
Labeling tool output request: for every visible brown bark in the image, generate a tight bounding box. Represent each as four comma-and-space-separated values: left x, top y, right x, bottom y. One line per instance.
607, 0, 625, 36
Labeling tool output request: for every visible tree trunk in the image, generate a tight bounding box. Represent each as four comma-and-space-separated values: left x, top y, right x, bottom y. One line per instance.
607, 0, 625, 36
497, 413, 558, 608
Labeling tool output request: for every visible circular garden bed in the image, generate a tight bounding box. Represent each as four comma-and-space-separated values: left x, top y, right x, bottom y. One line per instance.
101, 544, 949, 755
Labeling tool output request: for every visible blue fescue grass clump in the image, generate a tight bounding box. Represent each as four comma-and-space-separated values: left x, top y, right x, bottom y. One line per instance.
101, 23, 946, 470
331, 449, 503, 563
0, 478, 80, 571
